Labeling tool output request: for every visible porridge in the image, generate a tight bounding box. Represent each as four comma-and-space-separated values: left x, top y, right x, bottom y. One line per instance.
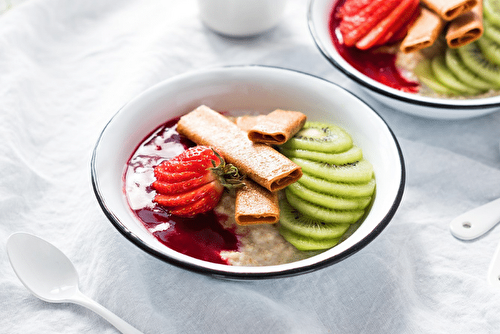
124, 106, 375, 266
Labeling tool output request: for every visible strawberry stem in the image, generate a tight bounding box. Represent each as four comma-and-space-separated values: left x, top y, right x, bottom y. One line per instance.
209, 149, 245, 190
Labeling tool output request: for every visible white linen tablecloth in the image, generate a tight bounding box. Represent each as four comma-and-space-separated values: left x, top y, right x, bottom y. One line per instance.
1, 0, 500, 333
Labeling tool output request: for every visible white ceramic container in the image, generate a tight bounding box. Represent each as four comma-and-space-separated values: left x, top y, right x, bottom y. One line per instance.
91, 66, 405, 279
308, 0, 500, 120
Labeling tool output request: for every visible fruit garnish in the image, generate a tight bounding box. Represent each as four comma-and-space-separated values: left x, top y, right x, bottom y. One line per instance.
379, 1, 421, 45
414, 29, 500, 96
152, 146, 244, 217
337, 0, 400, 47
445, 48, 493, 90
278, 121, 375, 251
280, 122, 353, 153
355, 0, 419, 50
278, 200, 349, 251
484, 0, 500, 27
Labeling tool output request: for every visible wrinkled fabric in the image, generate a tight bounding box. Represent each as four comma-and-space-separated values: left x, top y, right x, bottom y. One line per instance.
1, 1, 500, 333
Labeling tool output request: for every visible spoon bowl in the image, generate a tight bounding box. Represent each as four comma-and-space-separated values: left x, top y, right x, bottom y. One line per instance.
7, 232, 79, 302
6, 232, 142, 334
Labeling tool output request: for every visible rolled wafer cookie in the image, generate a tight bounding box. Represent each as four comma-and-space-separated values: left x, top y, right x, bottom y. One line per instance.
421, 0, 477, 21
235, 179, 279, 225
400, 7, 446, 53
235, 115, 267, 132
247, 110, 307, 145
445, 1, 483, 48
176, 105, 302, 192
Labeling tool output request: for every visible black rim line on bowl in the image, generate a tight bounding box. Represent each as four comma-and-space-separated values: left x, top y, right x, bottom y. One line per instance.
306, 0, 500, 111
90, 65, 406, 280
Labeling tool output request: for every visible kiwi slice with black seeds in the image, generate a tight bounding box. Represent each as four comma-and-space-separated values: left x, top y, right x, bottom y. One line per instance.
477, 34, 500, 66
291, 157, 374, 184
457, 42, 500, 86
287, 182, 372, 211
285, 190, 365, 224
280, 145, 363, 165
279, 226, 340, 251
298, 173, 376, 198
484, 17, 500, 45
414, 58, 461, 95
445, 48, 493, 90
279, 200, 350, 239
431, 55, 481, 94
281, 122, 353, 153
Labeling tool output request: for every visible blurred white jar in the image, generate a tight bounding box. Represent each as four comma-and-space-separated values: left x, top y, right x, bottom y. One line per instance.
197, 0, 289, 38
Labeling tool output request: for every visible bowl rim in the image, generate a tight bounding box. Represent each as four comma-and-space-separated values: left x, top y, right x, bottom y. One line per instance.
307, 0, 500, 110
90, 64, 406, 279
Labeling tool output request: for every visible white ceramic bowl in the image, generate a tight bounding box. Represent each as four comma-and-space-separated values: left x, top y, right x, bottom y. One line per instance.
308, 0, 500, 120
91, 66, 405, 279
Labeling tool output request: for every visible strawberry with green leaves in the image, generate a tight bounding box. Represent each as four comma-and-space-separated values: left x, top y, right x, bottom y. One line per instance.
152, 146, 244, 217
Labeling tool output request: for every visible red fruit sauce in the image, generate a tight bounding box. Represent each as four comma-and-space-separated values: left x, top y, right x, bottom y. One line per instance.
124, 118, 238, 265
329, 0, 419, 93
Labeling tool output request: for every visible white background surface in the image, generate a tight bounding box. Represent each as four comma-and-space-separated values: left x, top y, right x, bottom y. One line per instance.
1, 0, 500, 333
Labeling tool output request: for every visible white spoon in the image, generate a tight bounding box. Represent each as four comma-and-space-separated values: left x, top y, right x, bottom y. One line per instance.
6, 232, 142, 334
449, 197, 500, 240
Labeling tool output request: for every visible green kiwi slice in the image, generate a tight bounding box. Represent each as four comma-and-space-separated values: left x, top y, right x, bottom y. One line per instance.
484, 0, 500, 28
287, 182, 372, 211
477, 35, 500, 65
484, 17, 500, 45
431, 55, 481, 95
457, 42, 500, 87
279, 200, 350, 239
281, 122, 353, 153
280, 145, 363, 165
285, 190, 365, 224
414, 58, 461, 95
279, 226, 340, 251
291, 157, 374, 184
298, 173, 376, 198
445, 48, 493, 90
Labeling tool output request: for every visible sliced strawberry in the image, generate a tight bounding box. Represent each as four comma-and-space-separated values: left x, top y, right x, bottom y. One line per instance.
339, 0, 400, 47
337, 0, 372, 19
154, 181, 222, 208
384, 5, 421, 45
169, 191, 222, 217
165, 159, 216, 174
154, 168, 202, 182
170, 145, 221, 164
152, 173, 216, 195
152, 146, 244, 217
155, 145, 222, 175
355, 0, 419, 50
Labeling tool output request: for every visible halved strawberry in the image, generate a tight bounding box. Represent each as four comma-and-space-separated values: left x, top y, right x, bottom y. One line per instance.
384, 5, 421, 45
338, 0, 400, 47
355, 0, 419, 50
152, 146, 243, 217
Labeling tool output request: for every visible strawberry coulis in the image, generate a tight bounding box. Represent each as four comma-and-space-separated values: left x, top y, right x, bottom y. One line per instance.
124, 118, 238, 265
329, 0, 419, 93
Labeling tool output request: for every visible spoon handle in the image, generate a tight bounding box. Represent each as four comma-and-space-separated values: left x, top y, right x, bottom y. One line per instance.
449, 198, 500, 240
72, 290, 143, 334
